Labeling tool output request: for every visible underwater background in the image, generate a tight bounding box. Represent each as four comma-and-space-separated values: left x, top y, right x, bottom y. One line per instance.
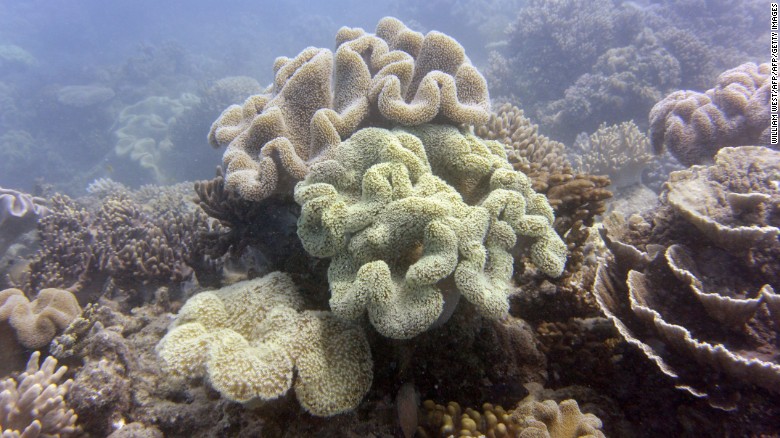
0, 0, 776, 436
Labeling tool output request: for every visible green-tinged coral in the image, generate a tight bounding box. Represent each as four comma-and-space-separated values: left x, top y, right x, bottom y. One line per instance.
295, 124, 566, 339
208, 16, 490, 201
155, 272, 373, 417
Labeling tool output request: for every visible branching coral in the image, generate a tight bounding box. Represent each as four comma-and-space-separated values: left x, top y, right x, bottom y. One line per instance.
193, 169, 304, 274
156, 272, 373, 417
594, 146, 780, 410
208, 16, 490, 201
23, 187, 220, 292
0, 351, 80, 437
295, 124, 566, 339
570, 121, 654, 189
649, 62, 771, 166
474, 103, 570, 180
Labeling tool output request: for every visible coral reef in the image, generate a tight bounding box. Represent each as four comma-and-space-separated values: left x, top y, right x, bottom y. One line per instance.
55, 85, 115, 108
474, 103, 570, 180
208, 16, 490, 201
503, 0, 641, 106
417, 395, 605, 438
488, 0, 765, 144
0, 351, 80, 437
0, 187, 48, 256
22, 186, 220, 295
541, 30, 681, 142
114, 93, 201, 182
295, 125, 566, 339
594, 146, 780, 410
649, 62, 771, 166
156, 272, 373, 417
0, 287, 80, 349
570, 121, 654, 189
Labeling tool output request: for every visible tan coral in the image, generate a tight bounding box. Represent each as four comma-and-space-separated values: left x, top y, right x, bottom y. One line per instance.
474, 103, 570, 178
664, 146, 780, 252
0, 351, 80, 437
208, 16, 490, 201
649, 62, 771, 166
0, 288, 81, 349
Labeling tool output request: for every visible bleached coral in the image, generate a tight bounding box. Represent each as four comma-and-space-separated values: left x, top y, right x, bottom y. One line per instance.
571, 121, 654, 189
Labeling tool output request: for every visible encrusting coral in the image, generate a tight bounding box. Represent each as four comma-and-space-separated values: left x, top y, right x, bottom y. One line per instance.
594, 146, 780, 410
295, 124, 566, 339
649, 62, 771, 166
156, 272, 373, 417
208, 16, 490, 201
0, 351, 80, 437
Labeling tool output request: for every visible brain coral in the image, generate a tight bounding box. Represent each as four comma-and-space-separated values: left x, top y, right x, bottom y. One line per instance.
208, 16, 490, 201
594, 146, 780, 410
649, 62, 771, 166
294, 124, 566, 339
156, 272, 373, 417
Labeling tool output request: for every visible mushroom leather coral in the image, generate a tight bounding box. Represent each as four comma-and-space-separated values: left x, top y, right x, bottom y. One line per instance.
295, 124, 566, 339
208, 16, 490, 201
155, 272, 373, 417
0, 288, 81, 349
